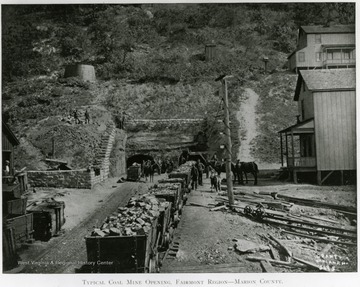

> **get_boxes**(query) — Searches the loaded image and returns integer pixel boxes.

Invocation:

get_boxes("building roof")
[278,118,314,134]
[294,68,356,101]
[301,24,355,34]
[2,121,20,146]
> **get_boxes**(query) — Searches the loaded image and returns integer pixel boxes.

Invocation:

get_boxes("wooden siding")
[314,91,356,171]
[2,134,14,152]
[290,32,355,71]
[297,84,314,121]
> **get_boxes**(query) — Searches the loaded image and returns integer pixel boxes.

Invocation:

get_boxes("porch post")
[285,133,289,167]
[317,171,322,185]
[291,132,297,183]
[291,132,295,163]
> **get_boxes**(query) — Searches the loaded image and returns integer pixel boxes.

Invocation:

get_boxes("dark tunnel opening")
[127,154,154,168]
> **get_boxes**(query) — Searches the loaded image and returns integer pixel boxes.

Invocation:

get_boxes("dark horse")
[210,160,259,185]
[236,162,259,185]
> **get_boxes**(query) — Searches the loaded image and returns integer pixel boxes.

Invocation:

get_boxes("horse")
[209,160,236,178]
[152,162,161,175]
[236,162,259,185]
[144,161,155,182]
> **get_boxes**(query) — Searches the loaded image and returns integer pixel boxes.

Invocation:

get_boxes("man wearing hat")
[4,160,10,176]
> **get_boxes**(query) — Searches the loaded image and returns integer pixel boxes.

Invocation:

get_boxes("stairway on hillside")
[93,122,116,180]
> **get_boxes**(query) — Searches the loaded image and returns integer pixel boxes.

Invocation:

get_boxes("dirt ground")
[161,176,357,273]
[7,173,357,274]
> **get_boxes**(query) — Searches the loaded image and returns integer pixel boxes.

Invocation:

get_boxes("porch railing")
[323,58,355,66]
[287,157,316,167]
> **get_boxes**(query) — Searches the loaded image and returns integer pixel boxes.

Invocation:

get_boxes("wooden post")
[291,132,296,183]
[317,171,322,186]
[52,137,55,159]
[291,132,295,164]
[222,77,234,206]
[340,170,344,185]
[280,133,283,166]
[285,133,289,167]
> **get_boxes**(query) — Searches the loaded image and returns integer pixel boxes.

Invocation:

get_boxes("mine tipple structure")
[288,25,355,73]
[278,68,356,185]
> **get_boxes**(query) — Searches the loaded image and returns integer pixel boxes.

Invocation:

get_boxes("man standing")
[73,109,79,124]
[85,108,90,124]
[191,163,199,190]
[195,159,205,186]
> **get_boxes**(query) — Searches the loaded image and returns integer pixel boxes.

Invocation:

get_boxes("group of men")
[190,159,205,190]
[190,158,222,192]
[72,108,90,124]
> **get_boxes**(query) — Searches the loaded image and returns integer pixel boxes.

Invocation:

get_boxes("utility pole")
[216,75,235,206]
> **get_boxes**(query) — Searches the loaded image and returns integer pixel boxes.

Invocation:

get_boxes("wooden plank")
[321,170,335,185]
[269,214,357,234]
[268,234,292,258]
[276,194,356,213]
[281,230,357,246]
[210,205,227,211]
[293,256,324,271]
[246,256,301,268]
[260,260,276,273]
[188,202,209,208]
[262,218,357,240]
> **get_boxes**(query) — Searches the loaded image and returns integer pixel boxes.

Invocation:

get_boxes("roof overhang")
[2,121,20,146]
[278,118,314,135]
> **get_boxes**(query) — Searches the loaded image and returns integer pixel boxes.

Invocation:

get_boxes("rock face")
[126,118,205,153]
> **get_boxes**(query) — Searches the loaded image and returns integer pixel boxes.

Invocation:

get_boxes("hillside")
[1,3,354,170]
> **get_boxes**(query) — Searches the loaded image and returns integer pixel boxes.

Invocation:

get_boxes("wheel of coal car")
[178,203,183,215]
[169,226,174,241]
[163,232,170,249]
[173,212,180,228]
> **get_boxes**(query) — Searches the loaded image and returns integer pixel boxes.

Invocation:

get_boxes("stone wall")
[28,169,91,189]
[28,168,109,189]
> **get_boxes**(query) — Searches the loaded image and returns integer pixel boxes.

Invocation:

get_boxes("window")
[316,52,322,62]
[343,50,351,59]
[327,52,333,60]
[315,34,321,44]
[298,52,305,62]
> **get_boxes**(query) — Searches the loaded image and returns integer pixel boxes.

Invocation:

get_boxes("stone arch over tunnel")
[127,154,154,168]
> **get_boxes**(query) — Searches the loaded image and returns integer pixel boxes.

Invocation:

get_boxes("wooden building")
[288,25,355,73]
[278,68,356,185]
[2,121,20,176]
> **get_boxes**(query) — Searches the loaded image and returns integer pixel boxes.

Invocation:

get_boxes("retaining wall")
[27,169,99,189]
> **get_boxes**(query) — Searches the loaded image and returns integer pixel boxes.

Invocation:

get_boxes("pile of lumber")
[277,194,356,216]
[90,194,169,237]
[216,194,356,246]
[217,188,292,212]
